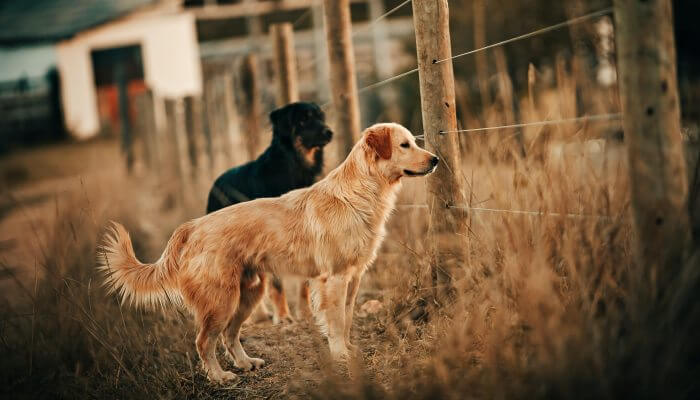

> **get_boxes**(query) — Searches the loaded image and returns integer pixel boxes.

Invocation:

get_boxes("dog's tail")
[97,221,189,309]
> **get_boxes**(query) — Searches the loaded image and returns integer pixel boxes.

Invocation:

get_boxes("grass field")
[1,67,699,399]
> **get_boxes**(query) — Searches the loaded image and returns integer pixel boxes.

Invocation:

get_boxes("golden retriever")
[98,122,438,383]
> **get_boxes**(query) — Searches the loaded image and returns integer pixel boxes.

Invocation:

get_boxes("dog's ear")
[269,106,289,127]
[365,126,392,160]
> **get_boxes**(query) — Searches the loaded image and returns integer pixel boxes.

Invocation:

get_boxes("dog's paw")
[236,357,265,371]
[330,345,350,362]
[249,311,274,324]
[298,306,314,321]
[345,341,360,355]
[272,314,295,325]
[208,370,238,384]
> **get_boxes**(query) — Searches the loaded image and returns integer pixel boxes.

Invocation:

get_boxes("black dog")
[205,102,332,323]
[206,102,332,213]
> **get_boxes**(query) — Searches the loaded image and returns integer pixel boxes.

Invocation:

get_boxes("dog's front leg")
[344,271,363,351]
[322,274,350,360]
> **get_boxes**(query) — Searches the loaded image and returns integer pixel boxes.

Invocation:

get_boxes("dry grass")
[1,56,699,399]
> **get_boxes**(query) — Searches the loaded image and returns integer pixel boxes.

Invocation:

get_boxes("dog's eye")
[400,142,410,148]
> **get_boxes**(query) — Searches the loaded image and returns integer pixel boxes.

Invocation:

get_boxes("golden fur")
[98,123,438,383]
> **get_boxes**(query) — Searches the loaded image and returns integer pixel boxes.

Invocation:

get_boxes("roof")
[0,0,157,45]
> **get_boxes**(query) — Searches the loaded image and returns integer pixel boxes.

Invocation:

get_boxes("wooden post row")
[323,0,362,159]
[613,0,691,273]
[412,0,469,301]
[271,23,299,105]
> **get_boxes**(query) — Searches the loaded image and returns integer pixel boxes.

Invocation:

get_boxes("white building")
[0,0,202,139]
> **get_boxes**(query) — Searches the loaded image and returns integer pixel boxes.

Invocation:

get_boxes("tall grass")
[1,53,699,399]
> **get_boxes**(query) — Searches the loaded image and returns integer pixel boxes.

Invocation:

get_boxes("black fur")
[206,102,332,213]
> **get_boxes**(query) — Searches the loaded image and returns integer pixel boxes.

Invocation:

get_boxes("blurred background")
[1,1,699,398]
[0,0,697,154]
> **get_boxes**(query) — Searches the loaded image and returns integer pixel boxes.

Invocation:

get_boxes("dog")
[98,123,438,383]
[207,102,332,323]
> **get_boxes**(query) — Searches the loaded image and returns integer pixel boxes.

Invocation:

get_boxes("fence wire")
[317,4,620,223]
[414,113,622,139]
[354,0,412,37]
[396,204,613,220]
[433,7,614,65]
[350,6,614,98]
[298,0,413,75]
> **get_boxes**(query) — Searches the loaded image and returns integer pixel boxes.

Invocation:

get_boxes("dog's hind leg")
[222,273,266,371]
[242,270,273,324]
[190,278,239,384]
[298,279,314,320]
[195,304,238,383]
[269,275,294,324]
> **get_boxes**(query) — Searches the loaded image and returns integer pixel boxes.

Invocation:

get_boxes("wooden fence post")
[368,0,393,81]
[412,0,469,302]
[472,0,491,111]
[614,0,691,274]
[202,77,219,170]
[222,72,244,165]
[368,0,400,124]
[115,65,134,173]
[240,55,262,160]
[200,84,215,176]
[165,97,191,205]
[312,0,330,104]
[271,23,299,106]
[323,0,362,159]
[133,89,158,172]
[184,95,205,177]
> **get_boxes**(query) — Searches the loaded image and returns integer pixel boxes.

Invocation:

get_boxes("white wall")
[56,11,202,139]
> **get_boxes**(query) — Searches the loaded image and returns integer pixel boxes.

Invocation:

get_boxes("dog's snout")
[324,128,333,139]
[430,156,440,167]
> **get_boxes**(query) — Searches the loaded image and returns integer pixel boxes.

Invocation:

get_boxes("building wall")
[56,11,201,139]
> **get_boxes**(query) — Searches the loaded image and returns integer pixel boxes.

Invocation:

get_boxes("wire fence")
[316,1,621,221]
[396,204,615,221]
[297,0,414,77]
[414,114,623,139]
[433,7,614,65]
[350,5,615,100]
[214,1,622,222]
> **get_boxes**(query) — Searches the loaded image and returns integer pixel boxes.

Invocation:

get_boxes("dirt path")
[182,308,388,399]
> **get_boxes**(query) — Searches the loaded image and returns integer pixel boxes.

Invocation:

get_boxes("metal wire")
[292,8,312,28]
[357,67,419,94]
[396,204,612,220]
[413,113,622,139]
[449,205,612,220]
[433,7,614,65]
[348,8,614,99]
[353,0,412,38]
[322,66,418,108]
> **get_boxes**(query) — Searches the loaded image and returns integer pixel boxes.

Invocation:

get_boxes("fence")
[0,74,64,152]
[127,0,691,298]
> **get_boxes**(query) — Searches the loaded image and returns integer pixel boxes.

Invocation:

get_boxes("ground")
[3,135,698,399]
